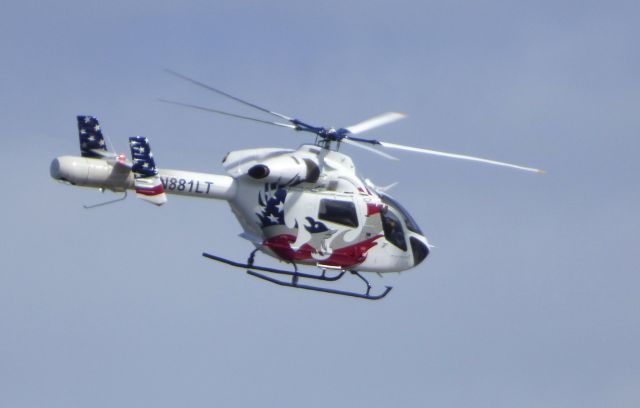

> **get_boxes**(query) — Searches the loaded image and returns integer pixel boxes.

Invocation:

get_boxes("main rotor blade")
[159,99,297,130]
[342,137,398,160]
[379,141,544,173]
[164,69,294,122]
[344,112,407,135]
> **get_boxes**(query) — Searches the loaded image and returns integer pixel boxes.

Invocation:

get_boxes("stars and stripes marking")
[257,183,287,227]
[129,136,158,178]
[77,115,108,158]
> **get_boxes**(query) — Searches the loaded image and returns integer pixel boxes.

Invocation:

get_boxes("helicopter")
[50,71,543,300]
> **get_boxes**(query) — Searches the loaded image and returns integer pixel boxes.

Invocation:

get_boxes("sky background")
[1,0,639,407]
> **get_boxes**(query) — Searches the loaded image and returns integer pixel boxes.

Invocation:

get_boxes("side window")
[319,199,359,227]
[381,210,407,251]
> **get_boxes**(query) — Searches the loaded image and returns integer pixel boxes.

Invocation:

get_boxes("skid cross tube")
[202,252,392,300]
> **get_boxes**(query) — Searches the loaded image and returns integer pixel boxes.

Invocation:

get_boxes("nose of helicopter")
[410,237,429,266]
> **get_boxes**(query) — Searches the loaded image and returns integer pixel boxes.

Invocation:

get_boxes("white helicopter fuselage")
[51,144,430,273]
[224,144,429,272]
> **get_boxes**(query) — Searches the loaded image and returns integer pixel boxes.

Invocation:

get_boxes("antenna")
[83,190,128,209]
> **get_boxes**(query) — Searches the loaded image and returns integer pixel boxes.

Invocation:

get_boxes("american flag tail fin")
[129,136,167,206]
[77,116,114,158]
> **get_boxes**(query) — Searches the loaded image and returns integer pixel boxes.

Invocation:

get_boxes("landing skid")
[202,252,392,300]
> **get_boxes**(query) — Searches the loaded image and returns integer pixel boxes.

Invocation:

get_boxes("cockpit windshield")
[380,194,423,234]
[381,209,407,251]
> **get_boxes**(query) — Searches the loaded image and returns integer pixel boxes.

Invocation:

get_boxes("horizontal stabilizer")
[129,136,167,206]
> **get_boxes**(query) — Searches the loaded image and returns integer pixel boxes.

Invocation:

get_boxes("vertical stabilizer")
[129,136,167,206]
[77,116,112,158]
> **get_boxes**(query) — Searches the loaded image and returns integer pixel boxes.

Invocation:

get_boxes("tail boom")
[50,156,236,201]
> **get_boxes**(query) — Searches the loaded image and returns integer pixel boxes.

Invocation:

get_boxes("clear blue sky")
[1,1,639,407]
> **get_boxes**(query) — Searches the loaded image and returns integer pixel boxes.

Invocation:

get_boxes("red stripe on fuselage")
[264,234,382,268]
[367,203,384,216]
[135,184,165,196]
